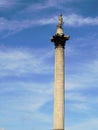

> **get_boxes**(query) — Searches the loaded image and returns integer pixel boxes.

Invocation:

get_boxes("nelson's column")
[51,14,70,130]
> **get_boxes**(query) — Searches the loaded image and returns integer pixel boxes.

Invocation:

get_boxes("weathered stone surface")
[54,46,65,129]
[51,14,69,130]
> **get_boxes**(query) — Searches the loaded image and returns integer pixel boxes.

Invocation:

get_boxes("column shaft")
[54,45,65,130]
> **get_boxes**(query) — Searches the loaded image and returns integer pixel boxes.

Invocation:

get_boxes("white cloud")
[0,48,53,77]
[66,118,98,130]
[1,14,98,36]
[65,34,98,114]
[34,111,52,124]
[0,16,55,37]
[0,0,18,8]
[64,14,98,26]
[0,17,38,34]
[27,0,65,11]
[66,58,98,91]
[0,47,54,124]
[40,14,98,26]
[69,102,90,112]
[66,92,87,102]
[65,91,92,113]
[0,81,53,126]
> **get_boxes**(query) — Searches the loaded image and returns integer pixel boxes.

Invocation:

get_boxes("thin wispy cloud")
[65,33,98,118]
[65,87,97,113]
[27,0,65,11]
[65,33,98,92]
[41,14,98,26]
[66,118,98,130]
[66,92,87,103]
[0,0,18,8]
[0,81,53,110]
[66,59,98,90]
[0,0,98,130]
[64,14,98,26]
[0,48,53,77]
[1,14,98,37]
[0,80,53,124]
[65,92,90,112]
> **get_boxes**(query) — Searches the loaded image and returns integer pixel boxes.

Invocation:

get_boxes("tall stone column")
[51,14,69,130]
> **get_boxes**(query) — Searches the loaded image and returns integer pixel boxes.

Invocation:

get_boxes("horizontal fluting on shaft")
[54,45,65,130]
[51,14,70,130]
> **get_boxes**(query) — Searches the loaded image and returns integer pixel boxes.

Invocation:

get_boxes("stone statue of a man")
[58,14,64,28]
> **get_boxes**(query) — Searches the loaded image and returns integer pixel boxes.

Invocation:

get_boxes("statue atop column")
[51,14,70,48]
[56,14,64,35]
[58,14,64,28]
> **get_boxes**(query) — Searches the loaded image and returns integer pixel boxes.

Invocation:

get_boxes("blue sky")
[0,0,98,130]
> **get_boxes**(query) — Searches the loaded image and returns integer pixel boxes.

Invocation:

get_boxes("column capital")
[51,34,70,48]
